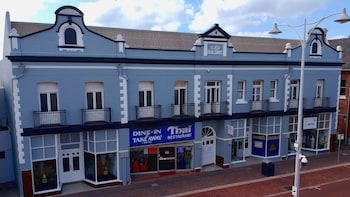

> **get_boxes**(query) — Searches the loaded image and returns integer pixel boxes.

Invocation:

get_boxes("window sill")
[235,100,248,104]
[269,98,279,103]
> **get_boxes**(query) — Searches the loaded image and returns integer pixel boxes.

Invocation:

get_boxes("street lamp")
[269,8,350,197]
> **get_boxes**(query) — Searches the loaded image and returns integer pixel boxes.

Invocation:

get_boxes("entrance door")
[60,149,83,183]
[202,126,216,165]
[158,147,175,171]
[59,133,83,184]
[244,120,252,157]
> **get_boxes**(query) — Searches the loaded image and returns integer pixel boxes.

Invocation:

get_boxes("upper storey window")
[309,39,322,57]
[58,22,84,51]
[64,28,77,44]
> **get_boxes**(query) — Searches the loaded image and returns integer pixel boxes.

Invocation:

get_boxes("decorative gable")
[199,24,233,57]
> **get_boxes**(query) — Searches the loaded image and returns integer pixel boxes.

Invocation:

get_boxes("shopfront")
[30,130,120,195]
[129,123,195,173]
[251,117,281,158]
[302,113,331,153]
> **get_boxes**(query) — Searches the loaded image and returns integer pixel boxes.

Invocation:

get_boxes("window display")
[33,160,58,192]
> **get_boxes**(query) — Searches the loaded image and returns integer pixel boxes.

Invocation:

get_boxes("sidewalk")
[61,145,350,197]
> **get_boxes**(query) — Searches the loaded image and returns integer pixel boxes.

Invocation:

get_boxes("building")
[0,6,344,196]
[330,38,350,144]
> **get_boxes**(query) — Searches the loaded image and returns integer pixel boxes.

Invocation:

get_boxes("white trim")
[119,77,128,124]
[227,75,232,115]
[194,75,201,117]
[13,79,25,164]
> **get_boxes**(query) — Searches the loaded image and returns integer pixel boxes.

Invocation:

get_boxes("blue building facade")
[0,6,344,196]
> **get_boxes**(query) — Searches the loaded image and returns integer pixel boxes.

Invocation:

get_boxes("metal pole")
[292,19,307,197]
[337,138,341,163]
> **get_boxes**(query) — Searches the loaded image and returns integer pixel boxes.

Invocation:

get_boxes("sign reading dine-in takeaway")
[130,124,195,147]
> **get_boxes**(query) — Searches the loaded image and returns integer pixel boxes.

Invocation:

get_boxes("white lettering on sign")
[167,125,192,140]
[207,45,223,55]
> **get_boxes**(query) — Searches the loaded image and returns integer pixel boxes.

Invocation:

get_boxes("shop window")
[31,134,58,193]
[177,146,192,169]
[33,160,58,192]
[130,147,158,173]
[288,115,298,154]
[83,130,118,183]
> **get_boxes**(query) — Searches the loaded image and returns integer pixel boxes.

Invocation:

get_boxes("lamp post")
[269,8,350,197]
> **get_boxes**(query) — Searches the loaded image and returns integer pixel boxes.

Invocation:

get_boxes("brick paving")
[58,145,350,197]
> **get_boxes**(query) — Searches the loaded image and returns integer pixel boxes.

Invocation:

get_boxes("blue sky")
[1,0,350,58]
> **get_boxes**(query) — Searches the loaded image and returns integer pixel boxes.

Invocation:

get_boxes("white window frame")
[38,83,59,112]
[204,81,221,104]
[58,22,84,51]
[138,82,154,107]
[290,80,300,99]
[340,79,346,99]
[174,81,187,105]
[236,80,247,104]
[315,79,324,98]
[269,80,279,102]
[85,82,104,110]
[252,80,263,101]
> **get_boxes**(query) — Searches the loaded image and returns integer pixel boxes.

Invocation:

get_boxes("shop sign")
[130,124,195,147]
[303,117,317,130]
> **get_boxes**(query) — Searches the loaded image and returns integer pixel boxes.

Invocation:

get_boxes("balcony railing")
[288,98,306,109]
[171,103,195,117]
[136,105,161,120]
[200,101,228,115]
[81,108,111,125]
[250,100,269,112]
[314,97,330,108]
[33,110,66,128]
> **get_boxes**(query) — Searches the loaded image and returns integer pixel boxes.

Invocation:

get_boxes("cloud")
[79,0,194,31]
[189,0,334,34]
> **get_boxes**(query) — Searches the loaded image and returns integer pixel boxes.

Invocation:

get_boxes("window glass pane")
[139,91,144,107]
[40,94,48,112]
[44,135,55,146]
[32,149,43,160]
[60,133,70,144]
[65,28,77,44]
[32,160,58,192]
[50,93,58,111]
[71,133,80,142]
[96,142,106,153]
[84,152,96,181]
[174,89,179,105]
[89,131,94,141]
[97,153,117,182]
[73,156,80,171]
[146,91,152,106]
[89,142,95,152]
[107,141,116,151]
[63,157,70,172]
[96,92,102,109]
[87,93,93,109]
[45,147,56,158]
[95,131,106,141]
[31,136,43,148]
[107,130,116,140]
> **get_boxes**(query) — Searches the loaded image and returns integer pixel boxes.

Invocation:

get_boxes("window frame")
[236,80,246,104]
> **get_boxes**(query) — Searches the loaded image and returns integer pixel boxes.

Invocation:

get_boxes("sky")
[1,0,350,59]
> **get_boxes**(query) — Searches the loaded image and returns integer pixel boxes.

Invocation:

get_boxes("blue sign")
[130,124,195,147]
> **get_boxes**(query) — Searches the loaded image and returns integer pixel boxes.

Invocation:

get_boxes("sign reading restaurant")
[130,124,195,147]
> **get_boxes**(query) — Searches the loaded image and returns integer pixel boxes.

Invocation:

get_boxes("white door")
[202,127,216,166]
[245,123,252,157]
[59,133,83,184]
[60,149,83,183]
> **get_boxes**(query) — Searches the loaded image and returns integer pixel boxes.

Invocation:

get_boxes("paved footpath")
[62,146,350,197]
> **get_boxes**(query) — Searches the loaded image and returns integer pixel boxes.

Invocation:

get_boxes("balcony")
[136,105,161,120]
[250,100,269,111]
[314,97,330,108]
[288,98,306,109]
[200,102,228,115]
[33,110,66,128]
[82,108,111,125]
[171,103,195,117]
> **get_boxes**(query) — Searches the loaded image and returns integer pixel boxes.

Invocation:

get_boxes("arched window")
[64,28,77,44]
[312,42,318,54]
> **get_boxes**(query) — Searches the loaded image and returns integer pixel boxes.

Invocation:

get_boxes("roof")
[329,38,350,69]
[10,21,300,53]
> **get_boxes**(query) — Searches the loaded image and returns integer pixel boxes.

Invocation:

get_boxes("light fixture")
[334,8,350,23]
[268,23,282,35]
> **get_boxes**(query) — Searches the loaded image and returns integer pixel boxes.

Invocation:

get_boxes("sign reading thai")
[130,124,195,147]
